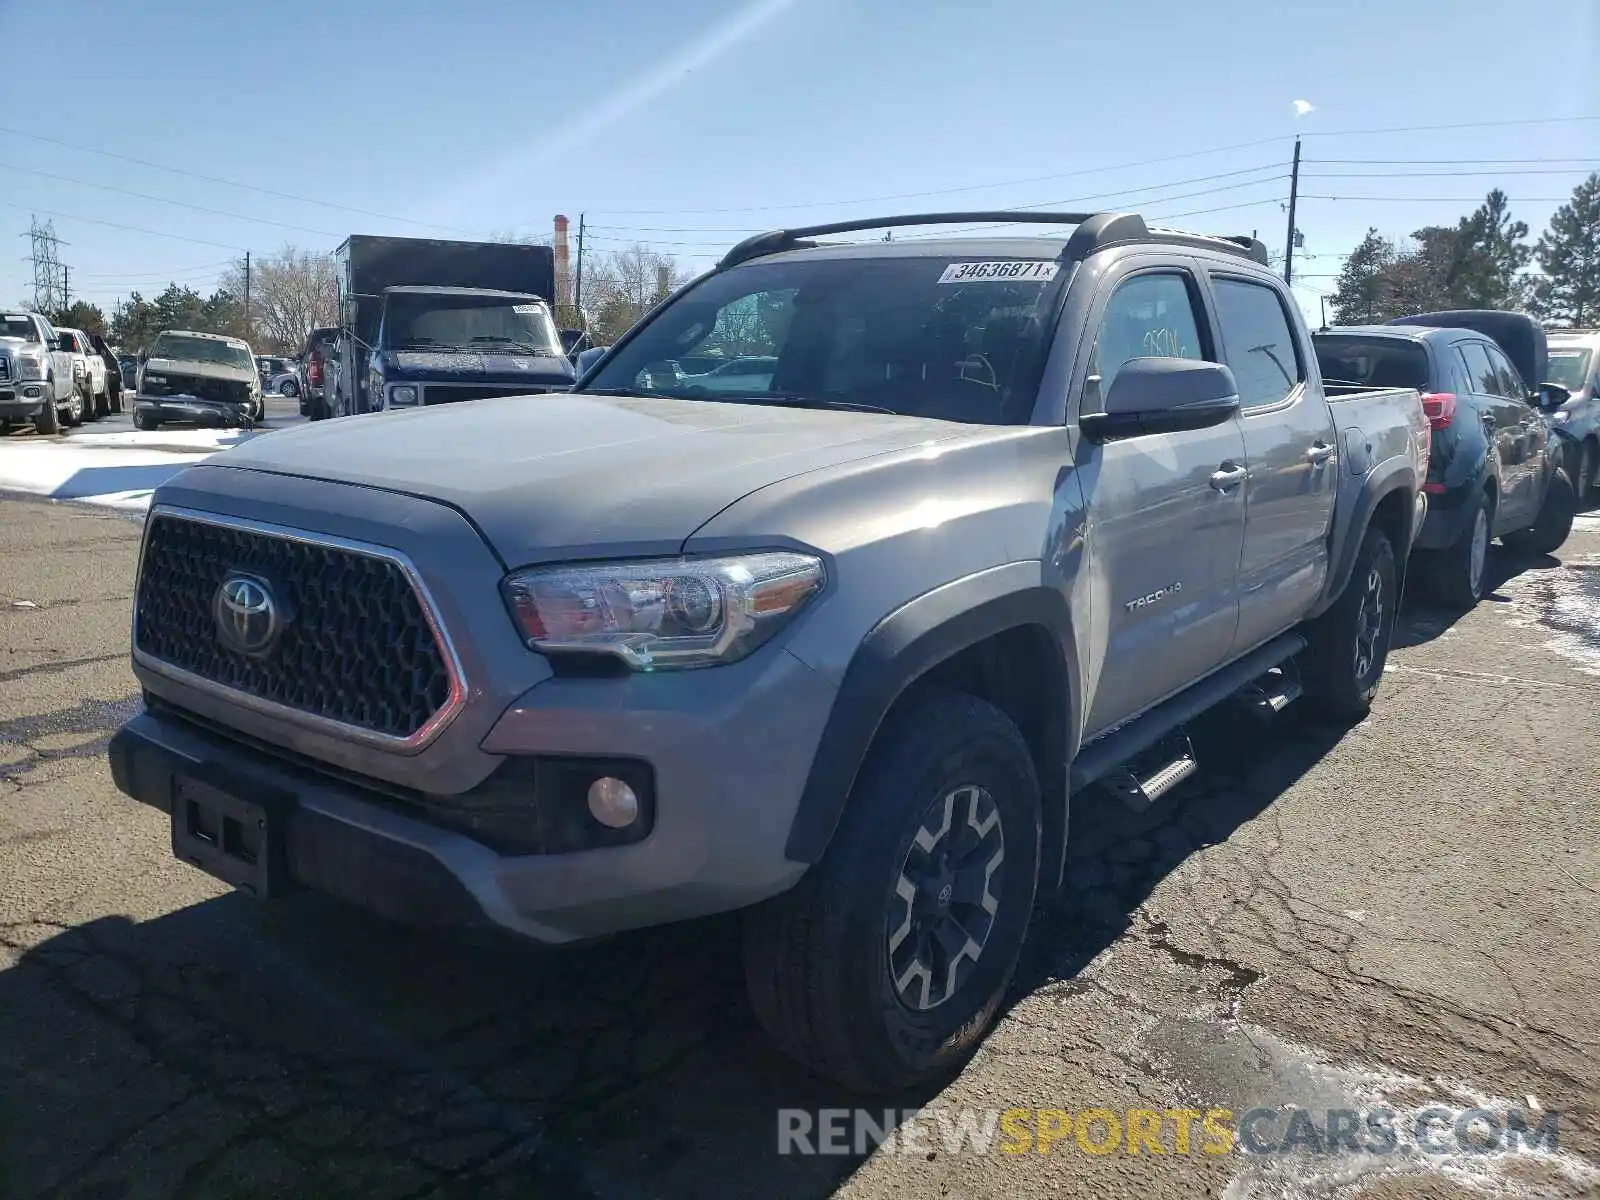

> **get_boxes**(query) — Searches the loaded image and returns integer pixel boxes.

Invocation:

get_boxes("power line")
[1302,114,1600,138]
[1310,157,1600,165]
[74,260,234,280]
[1300,194,1573,203]
[0,162,343,238]
[0,125,477,236]
[0,200,245,250]
[1304,168,1600,179]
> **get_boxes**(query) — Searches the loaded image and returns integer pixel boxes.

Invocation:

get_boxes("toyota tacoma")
[110,210,1429,1092]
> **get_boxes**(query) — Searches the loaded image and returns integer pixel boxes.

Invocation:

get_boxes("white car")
[682,355,779,394]
[0,310,78,433]
[56,327,109,420]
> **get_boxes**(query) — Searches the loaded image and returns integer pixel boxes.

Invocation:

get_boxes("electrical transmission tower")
[22,217,69,312]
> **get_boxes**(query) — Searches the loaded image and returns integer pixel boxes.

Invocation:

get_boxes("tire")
[1575,440,1597,502]
[62,384,85,427]
[34,395,60,435]
[93,381,110,419]
[1416,488,1493,609]
[133,408,158,432]
[1503,468,1576,558]
[1302,524,1398,722]
[742,688,1041,1093]
[279,379,299,397]
[108,385,124,414]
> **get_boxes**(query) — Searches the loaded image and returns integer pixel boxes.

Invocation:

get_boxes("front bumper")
[0,381,50,419]
[112,634,830,943]
[135,393,254,427]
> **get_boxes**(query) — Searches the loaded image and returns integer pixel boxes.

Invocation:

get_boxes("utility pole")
[1283,136,1301,286]
[244,250,252,338]
[1319,294,1328,329]
[573,213,585,312]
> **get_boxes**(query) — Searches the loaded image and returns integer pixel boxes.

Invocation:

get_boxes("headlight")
[502,552,825,670]
[389,384,418,406]
[13,351,44,379]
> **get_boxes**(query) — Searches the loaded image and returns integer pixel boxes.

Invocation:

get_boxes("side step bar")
[1103,733,1199,812]
[1071,631,1307,792]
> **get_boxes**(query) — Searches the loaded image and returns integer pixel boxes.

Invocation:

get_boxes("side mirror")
[1537,382,1571,409]
[575,346,609,378]
[340,298,359,326]
[1080,357,1241,443]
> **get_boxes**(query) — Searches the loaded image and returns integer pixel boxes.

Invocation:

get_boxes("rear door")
[1203,270,1337,655]
[1074,258,1248,738]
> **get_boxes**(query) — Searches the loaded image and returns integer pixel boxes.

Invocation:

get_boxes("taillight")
[308,351,323,385]
[1420,392,1456,430]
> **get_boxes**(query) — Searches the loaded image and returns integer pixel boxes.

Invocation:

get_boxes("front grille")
[143,373,250,404]
[0,358,11,382]
[134,514,455,741]
[421,384,562,406]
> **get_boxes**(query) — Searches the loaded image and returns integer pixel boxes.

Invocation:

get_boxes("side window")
[1089,272,1204,404]
[1211,277,1304,409]
[1458,342,1497,395]
[1483,344,1526,399]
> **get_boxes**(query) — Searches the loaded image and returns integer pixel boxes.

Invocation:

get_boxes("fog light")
[587,776,639,828]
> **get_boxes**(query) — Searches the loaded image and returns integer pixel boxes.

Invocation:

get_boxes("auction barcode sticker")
[938,260,1059,284]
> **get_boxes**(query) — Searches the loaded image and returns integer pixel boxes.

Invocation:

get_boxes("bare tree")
[579,243,689,343]
[221,245,339,352]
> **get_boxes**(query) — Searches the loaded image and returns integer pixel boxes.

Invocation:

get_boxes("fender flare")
[784,561,1080,866]
[1313,461,1417,618]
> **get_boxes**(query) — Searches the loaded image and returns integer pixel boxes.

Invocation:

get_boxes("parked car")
[0,309,78,433]
[298,326,340,419]
[267,363,300,397]
[56,327,109,420]
[1314,312,1576,607]
[1543,329,1600,499]
[680,355,779,393]
[133,329,264,431]
[110,209,1428,1094]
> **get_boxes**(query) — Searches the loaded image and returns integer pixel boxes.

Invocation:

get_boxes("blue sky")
[0,0,1595,324]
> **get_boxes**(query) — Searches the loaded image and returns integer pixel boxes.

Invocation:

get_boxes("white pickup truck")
[0,310,80,433]
[57,327,109,421]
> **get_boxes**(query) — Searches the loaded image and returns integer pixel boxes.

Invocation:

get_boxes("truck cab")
[365,286,575,412]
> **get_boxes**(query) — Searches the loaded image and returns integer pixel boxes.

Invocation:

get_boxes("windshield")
[0,315,39,342]
[579,255,1070,424]
[150,333,254,369]
[1546,347,1593,392]
[1313,336,1431,390]
[382,293,562,354]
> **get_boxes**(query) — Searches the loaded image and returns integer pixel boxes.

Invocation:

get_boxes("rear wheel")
[133,408,158,432]
[62,385,85,427]
[1417,489,1492,609]
[1302,525,1397,721]
[1504,468,1576,557]
[743,688,1041,1093]
[1574,440,1597,503]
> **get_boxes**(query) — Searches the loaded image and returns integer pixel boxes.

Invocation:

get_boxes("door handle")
[1209,463,1248,491]
[1306,442,1335,465]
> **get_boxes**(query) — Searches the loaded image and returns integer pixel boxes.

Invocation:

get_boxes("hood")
[146,356,258,385]
[0,336,40,354]
[381,348,573,385]
[209,392,967,566]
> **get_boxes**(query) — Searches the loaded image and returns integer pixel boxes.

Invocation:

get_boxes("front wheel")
[1571,440,1597,503]
[62,385,85,427]
[279,379,299,397]
[133,408,158,431]
[743,688,1041,1093]
[1302,525,1398,721]
[33,395,60,435]
[1504,468,1576,558]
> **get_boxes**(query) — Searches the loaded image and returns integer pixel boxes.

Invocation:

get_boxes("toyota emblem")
[213,573,283,657]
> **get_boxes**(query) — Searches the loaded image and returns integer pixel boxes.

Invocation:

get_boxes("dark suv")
[1314,314,1576,607]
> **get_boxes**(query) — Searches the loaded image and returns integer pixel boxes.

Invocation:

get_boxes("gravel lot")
[1,487,1597,1200]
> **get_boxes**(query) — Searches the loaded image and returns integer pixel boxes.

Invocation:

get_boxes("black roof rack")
[716,211,1271,271]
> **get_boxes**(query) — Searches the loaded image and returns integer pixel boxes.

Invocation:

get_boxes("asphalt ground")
[1,487,1597,1200]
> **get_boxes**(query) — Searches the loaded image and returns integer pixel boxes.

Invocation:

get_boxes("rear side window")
[1088,272,1205,403]
[1457,342,1499,395]
[1211,278,1304,409]
[1313,336,1430,391]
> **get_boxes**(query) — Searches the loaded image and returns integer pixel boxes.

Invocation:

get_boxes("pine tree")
[1451,189,1531,309]
[1532,172,1600,326]
[1329,228,1396,323]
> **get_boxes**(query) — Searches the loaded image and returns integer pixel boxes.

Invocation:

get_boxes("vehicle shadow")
[1393,548,1564,650]
[43,463,205,503]
[0,702,1348,1200]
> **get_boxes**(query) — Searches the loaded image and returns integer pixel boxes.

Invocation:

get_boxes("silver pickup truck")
[110,210,1428,1093]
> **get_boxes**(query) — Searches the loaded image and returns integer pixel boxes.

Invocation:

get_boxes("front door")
[1458,340,1536,529]
[1483,339,1549,522]
[1073,263,1248,740]
[1205,272,1339,654]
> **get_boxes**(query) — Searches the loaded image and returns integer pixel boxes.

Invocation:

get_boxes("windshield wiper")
[470,337,553,354]
[717,393,899,415]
